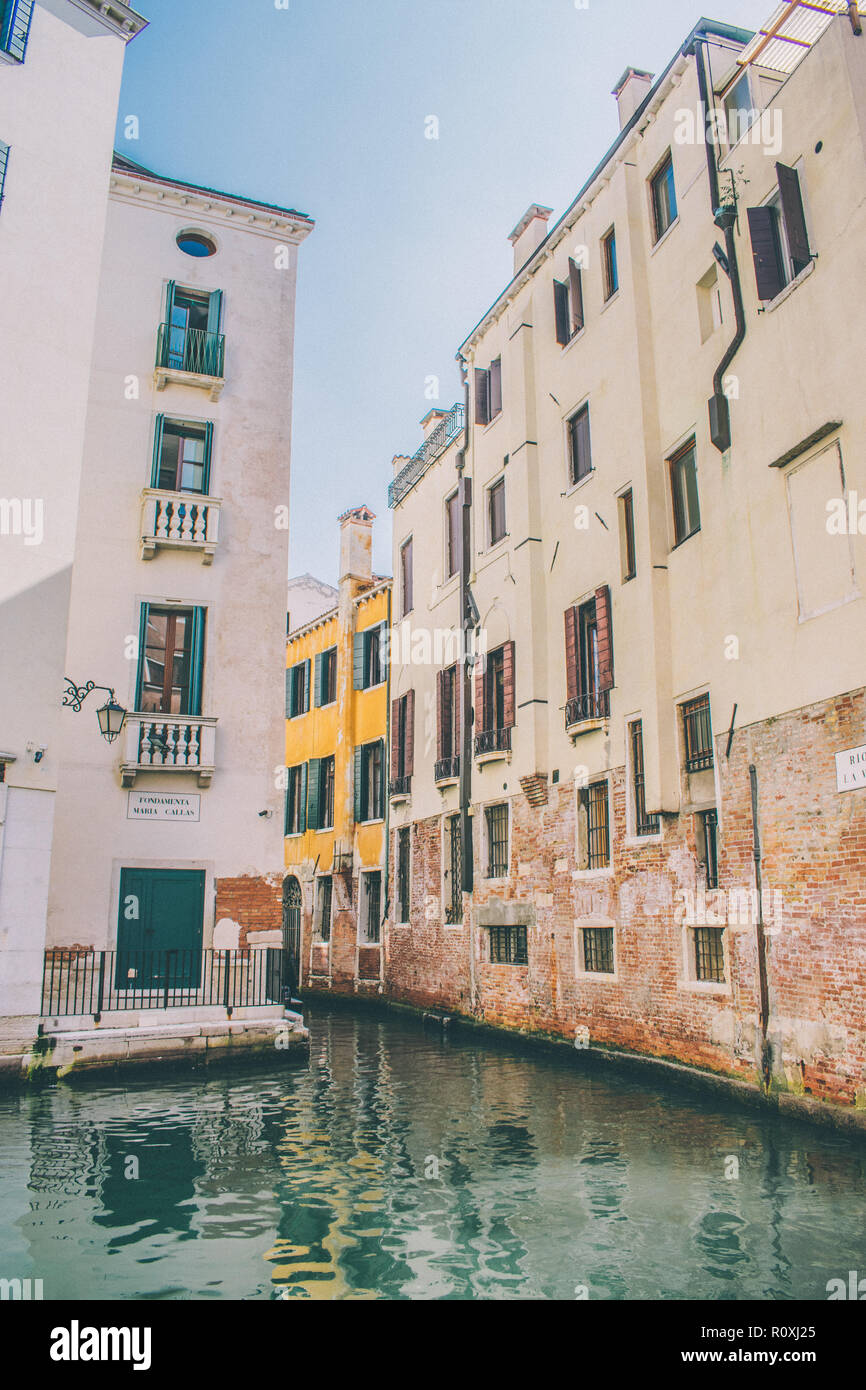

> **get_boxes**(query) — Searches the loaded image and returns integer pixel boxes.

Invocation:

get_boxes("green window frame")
[0,141,9,209]
[134,603,205,716]
[1,1,34,62]
[151,415,214,494]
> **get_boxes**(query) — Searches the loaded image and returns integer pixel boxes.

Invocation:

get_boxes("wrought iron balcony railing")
[565,689,610,728]
[389,775,412,797]
[388,403,465,508]
[42,947,294,1018]
[120,714,217,788]
[434,755,460,783]
[155,323,225,392]
[474,727,511,757]
[1,0,34,63]
[140,489,222,564]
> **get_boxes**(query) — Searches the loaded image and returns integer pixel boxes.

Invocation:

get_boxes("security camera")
[258,809,273,819]
[34,748,45,763]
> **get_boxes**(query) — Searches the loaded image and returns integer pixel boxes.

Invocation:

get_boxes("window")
[618,489,636,581]
[354,624,386,690]
[176,230,217,258]
[397,827,411,923]
[286,659,310,718]
[436,664,460,780]
[445,814,462,924]
[630,719,660,837]
[136,605,205,715]
[307,755,335,831]
[400,537,414,616]
[285,764,307,835]
[475,642,514,756]
[159,282,224,377]
[0,0,33,62]
[315,876,333,942]
[697,265,724,343]
[698,809,719,891]
[650,153,678,242]
[554,257,585,345]
[582,926,614,974]
[152,416,212,495]
[0,140,9,210]
[446,491,460,578]
[390,690,414,794]
[315,647,337,707]
[602,228,618,300]
[747,163,812,302]
[568,403,592,485]
[485,803,509,879]
[474,358,502,427]
[355,740,384,822]
[722,72,755,148]
[564,588,612,725]
[694,926,725,984]
[360,870,382,944]
[681,694,714,772]
[669,440,700,545]
[489,925,528,965]
[488,477,506,545]
[578,782,610,870]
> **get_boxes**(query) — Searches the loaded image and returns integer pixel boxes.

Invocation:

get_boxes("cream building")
[0,0,313,1073]
[384,5,866,1118]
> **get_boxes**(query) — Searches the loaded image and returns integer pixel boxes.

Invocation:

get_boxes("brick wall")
[377,690,866,1110]
[215,875,282,947]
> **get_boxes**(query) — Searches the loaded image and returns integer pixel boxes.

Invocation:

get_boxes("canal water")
[0,1005,864,1300]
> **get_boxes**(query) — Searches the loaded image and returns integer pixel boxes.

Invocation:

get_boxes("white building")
[0,0,313,1074]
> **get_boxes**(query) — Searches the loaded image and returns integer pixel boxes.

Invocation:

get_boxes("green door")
[116,868,205,992]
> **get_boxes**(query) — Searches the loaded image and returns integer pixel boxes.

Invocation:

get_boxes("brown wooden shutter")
[747,206,784,302]
[474,368,489,426]
[391,697,400,775]
[564,606,580,700]
[489,358,502,417]
[569,258,584,333]
[594,585,614,692]
[474,661,486,734]
[502,640,515,728]
[436,670,445,761]
[404,689,414,776]
[554,280,570,345]
[776,162,810,269]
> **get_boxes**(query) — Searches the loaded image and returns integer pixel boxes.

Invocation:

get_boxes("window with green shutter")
[135,604,205,715]
[285,763,307,835]
[0,141,9,210]
[151,415,213,494]
[315,648,337,706]
[306,757,321,830]
[287,659,310,717]
[1,1,34,63]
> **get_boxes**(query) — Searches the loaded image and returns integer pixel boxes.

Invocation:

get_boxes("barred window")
[579,782,610,869]
[315,877,332,943]
[485,803,509,878]
[397,827,410,923]
[699,808,719,890]
[694,926,725,983]
[682,694,714,772]
[630,720,660,836]
[445,814,462,924]
[582,926,614,974]
[489,925,528,965]
[361,871,382,944]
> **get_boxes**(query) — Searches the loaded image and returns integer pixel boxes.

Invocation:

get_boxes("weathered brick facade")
[215,876,282,948]
[309,689,866,1113]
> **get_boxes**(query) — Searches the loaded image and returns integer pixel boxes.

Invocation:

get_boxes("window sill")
[572,867,614,881]
[624,831,663,847]
[315,700,338,710]
[670,527,701,553]
[154,365,225,401]
[485,533,510,555]
[563,469,595,499]
[649,216,679,256]
[600,289,620,314]
[560,325,587,358]
[357,817,385,827]
[481,412,503,435]
[575,969,618,982]
[567,717,607,740]
[435,777,460,790]
[475,750,512,768]
[484,874,511,886]
[389,792,410,806]
[358,680,387,693]
[678,978,732,998]
[762,258,815,313]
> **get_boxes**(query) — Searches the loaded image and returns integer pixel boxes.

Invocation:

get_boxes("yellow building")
[285,507,391,993]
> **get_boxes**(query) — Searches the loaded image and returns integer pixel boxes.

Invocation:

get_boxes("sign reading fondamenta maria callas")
[127,791,201,821]
[835,744,866,793]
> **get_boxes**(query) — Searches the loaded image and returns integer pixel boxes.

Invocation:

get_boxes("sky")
[116,0,772,584]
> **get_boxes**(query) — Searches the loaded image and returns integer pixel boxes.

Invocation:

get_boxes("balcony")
[154,323,225,400]
[389,774,412,802]
[565,689,610,737]
[140,489,222,565]
[434,755,460,787]
[474,727,511,764]
[120,714,217,788]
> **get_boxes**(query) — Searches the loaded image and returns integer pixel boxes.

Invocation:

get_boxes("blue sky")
[117,0,771,583]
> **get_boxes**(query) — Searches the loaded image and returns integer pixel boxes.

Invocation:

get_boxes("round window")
[176,230,217,258]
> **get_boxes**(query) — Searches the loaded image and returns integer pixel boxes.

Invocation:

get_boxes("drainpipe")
[749,764,772,1091]
[455,352,474,898]
[690,33,747,453]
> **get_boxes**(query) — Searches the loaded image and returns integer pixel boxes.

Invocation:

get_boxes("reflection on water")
[0,1006,864,1300]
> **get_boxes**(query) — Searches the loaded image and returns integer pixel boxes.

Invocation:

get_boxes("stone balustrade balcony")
[120,714,217,788]
[139,489,222,564]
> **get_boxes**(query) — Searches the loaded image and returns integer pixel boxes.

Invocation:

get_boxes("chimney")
[613,67,654,130]
[508,204,553,275]
[338,505,375,595]
[420,408,447,438]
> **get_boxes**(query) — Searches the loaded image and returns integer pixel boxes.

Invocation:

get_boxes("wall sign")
[835,744,866,793]
[127,791,201,821]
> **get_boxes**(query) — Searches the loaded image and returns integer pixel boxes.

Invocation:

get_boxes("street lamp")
[63,678,127,744]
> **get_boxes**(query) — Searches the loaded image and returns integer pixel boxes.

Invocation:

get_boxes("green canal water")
[0,1006,864,1300]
